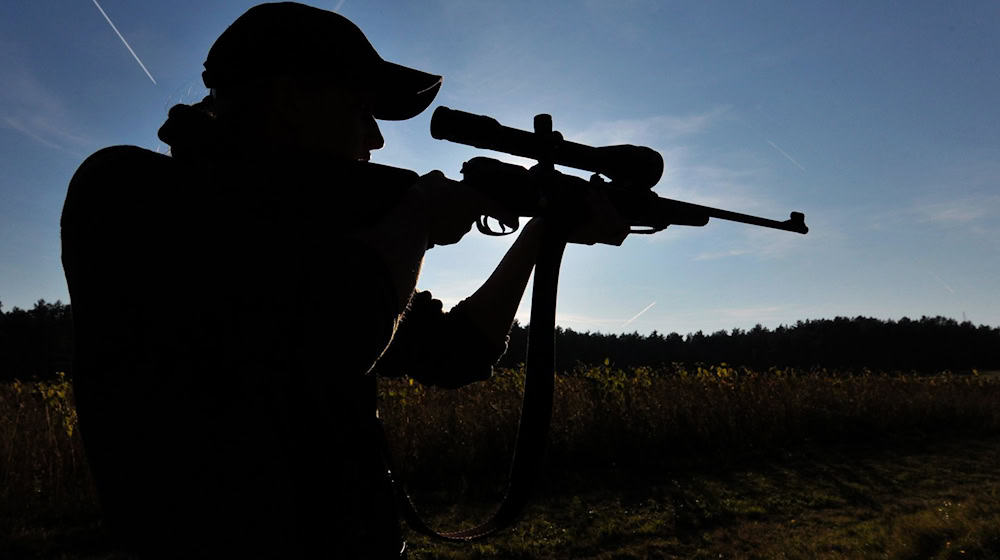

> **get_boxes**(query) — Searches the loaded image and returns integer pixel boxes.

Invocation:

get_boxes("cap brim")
[370,61,443,121]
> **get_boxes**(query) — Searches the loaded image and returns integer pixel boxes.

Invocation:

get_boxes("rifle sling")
[379,234,567,541]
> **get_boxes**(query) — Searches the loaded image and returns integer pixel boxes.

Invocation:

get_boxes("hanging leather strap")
[379,232,567,541]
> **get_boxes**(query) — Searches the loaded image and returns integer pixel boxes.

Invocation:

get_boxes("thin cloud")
[689,213,822,261]
[913,197,996,225]
[738,224,814,260]
[0,68,94,155]
[766,140,806,172]
[695,248,752,261]
[91,0,157,85]
[879,194,1000,239]
[873,161,1000,233]
[637,158,786,247]
[656,159,770,215]
[713,305,788,321]
[4,117,65,152]
[572,106,730,147]
[2,116,86,158]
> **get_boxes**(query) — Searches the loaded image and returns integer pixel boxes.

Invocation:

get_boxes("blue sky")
[2,1,998,335]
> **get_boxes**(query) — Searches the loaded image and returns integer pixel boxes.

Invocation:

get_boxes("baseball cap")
[202,2,442,121]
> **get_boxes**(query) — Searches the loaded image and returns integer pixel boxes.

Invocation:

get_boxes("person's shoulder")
[72,145,175,186]
[63,146,185,231]
[67,146,184,208]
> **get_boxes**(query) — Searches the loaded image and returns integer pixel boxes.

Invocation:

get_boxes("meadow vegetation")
[380,363,1000,480]
[3,364,1000,558]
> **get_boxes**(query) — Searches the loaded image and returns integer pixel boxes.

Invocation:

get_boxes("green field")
[3,366,1000,558]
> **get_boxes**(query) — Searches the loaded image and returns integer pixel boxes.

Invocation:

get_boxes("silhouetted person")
[61,3,626,558]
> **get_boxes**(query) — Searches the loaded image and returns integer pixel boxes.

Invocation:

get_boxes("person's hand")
[564,187,630,246]
[411,170,479,246]
[413,170,514,247]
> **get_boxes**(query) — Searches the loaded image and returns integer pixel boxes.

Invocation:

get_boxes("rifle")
[430,106,808,236]
[386,107,808,542]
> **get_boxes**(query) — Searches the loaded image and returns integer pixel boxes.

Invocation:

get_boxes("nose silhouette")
[367,115,384,151]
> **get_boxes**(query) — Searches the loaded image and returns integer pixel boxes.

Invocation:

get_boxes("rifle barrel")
[666,197,809,234]
[709,207,808,234]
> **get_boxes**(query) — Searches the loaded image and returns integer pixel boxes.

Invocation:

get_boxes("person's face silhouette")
[281,80,384,161]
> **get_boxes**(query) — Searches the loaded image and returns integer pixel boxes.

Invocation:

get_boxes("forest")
[501,316,1000,373]
[2,298,998,382]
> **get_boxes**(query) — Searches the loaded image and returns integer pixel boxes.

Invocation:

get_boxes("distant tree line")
[0,300,74,382]
[498,316,1000,374]
[2,299,998,382]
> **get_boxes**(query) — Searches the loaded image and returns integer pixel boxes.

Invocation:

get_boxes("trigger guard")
[477,215,519,236]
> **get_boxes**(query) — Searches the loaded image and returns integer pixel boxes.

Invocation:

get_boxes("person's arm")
[453,217,545,343]
[348,170,500,315]
[369,178,629,387]
[347,187,430,315]
[453,186,630,345]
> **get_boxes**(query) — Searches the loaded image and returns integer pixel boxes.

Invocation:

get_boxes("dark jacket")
[61,102,504,558]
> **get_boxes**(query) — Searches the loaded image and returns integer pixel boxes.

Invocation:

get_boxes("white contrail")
[621,301,656,328]
[333,0,346,12]
[927,271,956,294]
[91,0,157,85]
[767,140,806,172]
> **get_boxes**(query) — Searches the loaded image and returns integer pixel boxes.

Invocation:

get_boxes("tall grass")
[3,365,999,522]
[378,364,1000,482]
[0,373,95,523]
[4,365,1000,558]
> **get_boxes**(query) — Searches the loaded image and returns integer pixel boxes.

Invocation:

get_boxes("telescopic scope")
[431,106,664,190]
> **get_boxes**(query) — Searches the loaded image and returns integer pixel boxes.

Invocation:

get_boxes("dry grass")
[379,364,1000,481]
[0,374,94,515]
[3,365,1000,558]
